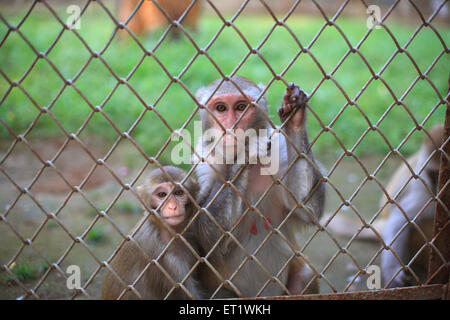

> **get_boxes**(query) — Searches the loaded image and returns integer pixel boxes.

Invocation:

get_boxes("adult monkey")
[193,76,325,297]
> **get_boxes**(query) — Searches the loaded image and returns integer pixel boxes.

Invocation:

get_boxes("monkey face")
[206,93,256,147]
[151,182,189,227]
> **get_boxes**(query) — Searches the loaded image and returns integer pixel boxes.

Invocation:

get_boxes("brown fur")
[380,124,444,287]
[102,166,202,299]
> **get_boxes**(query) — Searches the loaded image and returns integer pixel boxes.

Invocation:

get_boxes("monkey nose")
[166,203,177,211]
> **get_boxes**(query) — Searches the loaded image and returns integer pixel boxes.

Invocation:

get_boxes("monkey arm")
[276,84,325,224]
[194,163,239,259]
[282,127,325,224]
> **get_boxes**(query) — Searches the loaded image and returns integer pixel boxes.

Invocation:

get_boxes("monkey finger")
[298,90,308,106]
[278,107,288,122]
[283,104,293,115]
[284,84,295,103]
[279,104,295,123]
[283,93,291,106]
[289,86,300,103]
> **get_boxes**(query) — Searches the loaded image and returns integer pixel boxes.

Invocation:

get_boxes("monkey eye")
[236,103,247,111]
[215,104,227,112]
[157,192,167,198]
[174,190,184,196]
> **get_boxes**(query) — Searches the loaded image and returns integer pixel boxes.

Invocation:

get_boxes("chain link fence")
[0,0,448,299]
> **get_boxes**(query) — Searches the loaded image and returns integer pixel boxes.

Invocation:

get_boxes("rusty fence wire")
[0,0,449,300]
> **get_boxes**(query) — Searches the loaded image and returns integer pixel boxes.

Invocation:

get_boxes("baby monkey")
[102,166,202,299]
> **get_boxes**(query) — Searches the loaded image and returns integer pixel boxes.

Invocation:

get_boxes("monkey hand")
[278,83,308,129]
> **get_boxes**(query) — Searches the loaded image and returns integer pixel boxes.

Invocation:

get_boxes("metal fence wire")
[0,0,449,300]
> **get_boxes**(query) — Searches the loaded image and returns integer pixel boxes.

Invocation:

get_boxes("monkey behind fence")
[192,76,325,297]
[102,166,202,299]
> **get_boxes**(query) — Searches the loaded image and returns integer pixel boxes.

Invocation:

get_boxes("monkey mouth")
[162,213,184,219]
[163,214,184,219]
[162,214,185,225]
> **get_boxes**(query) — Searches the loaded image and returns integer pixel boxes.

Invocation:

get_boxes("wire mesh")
[0,0,448,299]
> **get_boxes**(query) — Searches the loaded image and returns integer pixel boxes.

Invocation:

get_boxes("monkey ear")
[137,185,143,197]
[189,179,200,201]
[137,186,149,209]
[195,86,209,105]
[255,83,268,109]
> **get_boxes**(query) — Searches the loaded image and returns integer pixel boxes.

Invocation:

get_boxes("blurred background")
[0,0,448,299]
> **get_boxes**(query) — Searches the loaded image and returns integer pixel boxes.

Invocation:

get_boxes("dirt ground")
[0,136,401,299]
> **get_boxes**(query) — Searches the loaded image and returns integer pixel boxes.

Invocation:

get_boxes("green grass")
[114,200,141,214]
[3,261,49,284]
[86,226,107,244]
[0,5,448,160]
